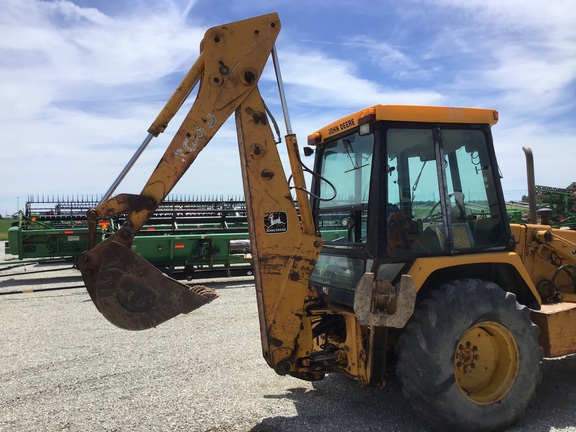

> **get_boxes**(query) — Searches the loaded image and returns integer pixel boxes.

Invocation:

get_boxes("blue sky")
[1,0,575,216]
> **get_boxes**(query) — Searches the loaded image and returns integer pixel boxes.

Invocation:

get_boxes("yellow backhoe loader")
[77,13,576,432]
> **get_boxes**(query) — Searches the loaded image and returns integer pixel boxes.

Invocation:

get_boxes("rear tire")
[396,279,542,432]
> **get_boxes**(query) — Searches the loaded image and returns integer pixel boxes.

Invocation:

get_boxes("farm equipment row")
[534,184,576,229]
[4,194,254,279]
[507,184,576,229]
[7,182,574,279]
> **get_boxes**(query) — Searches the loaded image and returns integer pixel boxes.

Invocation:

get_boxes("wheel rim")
[454,321,519,404]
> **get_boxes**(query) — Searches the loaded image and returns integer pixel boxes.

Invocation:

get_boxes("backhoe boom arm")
[78,13,323,376]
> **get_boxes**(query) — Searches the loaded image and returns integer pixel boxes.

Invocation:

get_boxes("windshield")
[311,130,374,294]
[319,132,374,208]
[314,131,374,244]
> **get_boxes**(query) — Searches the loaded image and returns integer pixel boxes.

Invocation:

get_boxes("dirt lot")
[1,248,576,431]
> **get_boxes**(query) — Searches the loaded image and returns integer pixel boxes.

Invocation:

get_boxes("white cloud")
[433,0,576,31]
[0,0,207,213]
[268,48,444,109]
[0,0,205,118]
[417,0,576,111]
[484,47,576,115]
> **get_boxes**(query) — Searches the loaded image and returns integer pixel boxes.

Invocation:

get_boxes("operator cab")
[307,105,511,306]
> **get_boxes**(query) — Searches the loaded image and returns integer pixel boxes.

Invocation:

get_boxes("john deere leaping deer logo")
[265,211,288,233]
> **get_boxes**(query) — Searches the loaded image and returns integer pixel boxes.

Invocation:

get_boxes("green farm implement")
[5,195,253,279]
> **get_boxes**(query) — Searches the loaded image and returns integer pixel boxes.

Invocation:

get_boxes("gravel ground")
[1,243,576,431]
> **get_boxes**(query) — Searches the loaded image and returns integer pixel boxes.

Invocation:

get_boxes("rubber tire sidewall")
[396,278,542,432]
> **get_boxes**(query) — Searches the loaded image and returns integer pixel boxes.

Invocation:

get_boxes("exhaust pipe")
[522,147,537,223]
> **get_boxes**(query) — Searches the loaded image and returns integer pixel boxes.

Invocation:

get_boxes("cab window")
[316,131,374,244]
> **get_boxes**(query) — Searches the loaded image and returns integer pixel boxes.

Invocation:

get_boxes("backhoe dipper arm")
[86,14,280,236]
[78,13,324,376]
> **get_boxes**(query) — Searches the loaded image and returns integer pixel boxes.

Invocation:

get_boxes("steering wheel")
[423,192,466,223]
[423,199,444,222]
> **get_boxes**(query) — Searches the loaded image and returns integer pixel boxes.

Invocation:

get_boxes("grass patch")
[0,218,17,241]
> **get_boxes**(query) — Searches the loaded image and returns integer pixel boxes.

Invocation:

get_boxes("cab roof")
[307,105,499,145]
